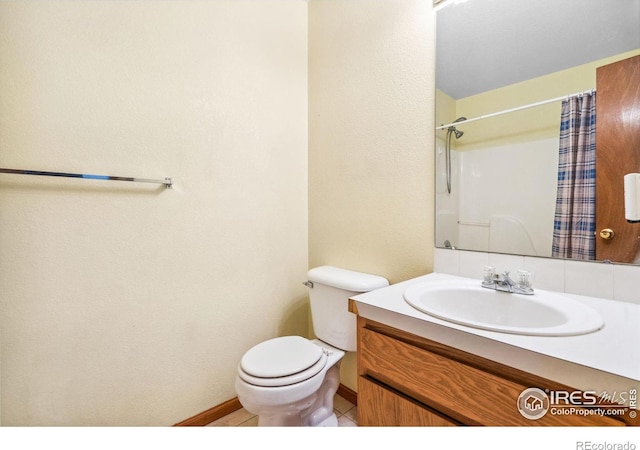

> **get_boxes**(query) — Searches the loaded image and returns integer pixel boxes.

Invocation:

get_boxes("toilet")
[234,266,389,426]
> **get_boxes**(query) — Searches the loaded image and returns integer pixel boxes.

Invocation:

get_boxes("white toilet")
[235,266,389,426]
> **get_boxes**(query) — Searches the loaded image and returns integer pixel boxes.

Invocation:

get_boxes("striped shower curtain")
[551,92,597,260]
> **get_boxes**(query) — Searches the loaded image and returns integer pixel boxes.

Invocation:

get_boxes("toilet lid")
[238,351,328,387]
[240,336,324,378]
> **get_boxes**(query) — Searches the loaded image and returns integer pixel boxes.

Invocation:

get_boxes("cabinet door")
[358,321,626,426]
[358,377,458,426]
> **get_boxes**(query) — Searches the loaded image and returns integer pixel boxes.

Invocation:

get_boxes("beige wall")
[0,0,308,425]
[309,0,435,390]
[0,0,436,424]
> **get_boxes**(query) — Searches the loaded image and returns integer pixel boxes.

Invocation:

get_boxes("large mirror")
[435,0,640,264]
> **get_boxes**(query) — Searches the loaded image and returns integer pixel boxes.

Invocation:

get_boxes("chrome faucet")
[481,268,534,295]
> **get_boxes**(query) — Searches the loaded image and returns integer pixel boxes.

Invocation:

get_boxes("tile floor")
[206,394,357,426]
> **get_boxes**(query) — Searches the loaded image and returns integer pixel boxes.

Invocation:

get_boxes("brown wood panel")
[337,383,358,406]
[360,318,595,393]
[358,318,626,426]
[596,54,640,262]
[358,377,458,426]
[174,397,242,426]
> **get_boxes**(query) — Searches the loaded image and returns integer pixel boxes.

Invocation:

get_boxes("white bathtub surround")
[435,248,640,305]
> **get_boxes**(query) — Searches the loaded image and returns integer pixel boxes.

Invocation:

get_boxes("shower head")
[449,116,466,139]
[446,125,464,139]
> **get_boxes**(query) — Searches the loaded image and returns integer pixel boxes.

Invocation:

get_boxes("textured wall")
[308,0,436,390]
[0,0,308,425]
[0,0,437,423]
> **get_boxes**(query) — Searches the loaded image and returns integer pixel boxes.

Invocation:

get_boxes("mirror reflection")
[435,0,640,264]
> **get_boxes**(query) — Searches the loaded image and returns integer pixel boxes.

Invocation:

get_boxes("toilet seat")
[238,336,328,387]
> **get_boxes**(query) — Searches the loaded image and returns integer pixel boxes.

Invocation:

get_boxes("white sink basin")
[403,281,604,336]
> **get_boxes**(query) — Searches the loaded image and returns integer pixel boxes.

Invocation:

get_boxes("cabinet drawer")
[358,377,459,426]
[358,325,623,426]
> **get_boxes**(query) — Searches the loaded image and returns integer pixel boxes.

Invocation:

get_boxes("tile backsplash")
[434,248,640,305]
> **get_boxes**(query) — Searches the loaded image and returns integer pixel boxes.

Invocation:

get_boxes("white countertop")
[351,272,640,393]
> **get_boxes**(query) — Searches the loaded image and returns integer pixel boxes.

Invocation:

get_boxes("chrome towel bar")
[0,167,173,189]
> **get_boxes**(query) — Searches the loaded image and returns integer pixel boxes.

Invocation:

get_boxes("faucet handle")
[517,270,534,288]
[482,266,495,283]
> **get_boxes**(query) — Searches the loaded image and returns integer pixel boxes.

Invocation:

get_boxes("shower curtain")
[551,92,596,260]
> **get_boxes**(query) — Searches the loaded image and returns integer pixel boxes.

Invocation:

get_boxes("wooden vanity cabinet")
[356,316,631,426]
[358,377,459,426]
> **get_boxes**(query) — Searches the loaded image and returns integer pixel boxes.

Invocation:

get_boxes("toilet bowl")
[235,337,344,426]
[234,266,389,426]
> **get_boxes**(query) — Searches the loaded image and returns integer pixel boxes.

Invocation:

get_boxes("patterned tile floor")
[206,394,357,427]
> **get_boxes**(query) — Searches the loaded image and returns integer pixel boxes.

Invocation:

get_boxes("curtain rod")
[436,89,596,130]
[0,168,173,188]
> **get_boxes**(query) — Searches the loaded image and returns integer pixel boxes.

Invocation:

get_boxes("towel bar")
[0,167,173,189]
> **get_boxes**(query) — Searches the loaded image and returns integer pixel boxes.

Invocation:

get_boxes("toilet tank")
[307,266,389,352]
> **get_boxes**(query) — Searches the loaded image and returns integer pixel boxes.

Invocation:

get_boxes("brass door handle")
[599,228,615,240]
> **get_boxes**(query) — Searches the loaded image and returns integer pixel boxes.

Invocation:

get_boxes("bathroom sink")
[403,281,604,336]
